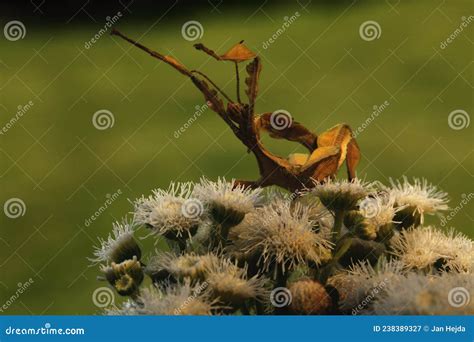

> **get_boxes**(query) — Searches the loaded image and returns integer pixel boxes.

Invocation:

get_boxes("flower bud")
[103,256,144,296]
[210,202,246,228]
[344,211,377,240]
[375,223,395,243]
[288,279,332,315]
[312,179,374,212]
[109,234,142,264]
[393,206,421,230]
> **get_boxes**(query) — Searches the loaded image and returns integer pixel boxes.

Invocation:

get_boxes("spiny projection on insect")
[111,29,361,192]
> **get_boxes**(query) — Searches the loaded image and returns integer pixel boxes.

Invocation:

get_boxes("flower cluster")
[91,176,473,315]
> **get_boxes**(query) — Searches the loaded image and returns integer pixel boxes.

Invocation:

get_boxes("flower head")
[101,256,144,296]
[288,279,332,315]
[328,258,405,313]
[134,182,204,240]
[91,219,141,264]
[390,226,473,273]
[310,178,376,212]
[147,252,219,282]
[387,177,449,227]
[229,199,333,273]
[372,272,474,315]
[345,195,402,241]
[205,257,268,306]
[106,282,218,315]
[193,177,262,227]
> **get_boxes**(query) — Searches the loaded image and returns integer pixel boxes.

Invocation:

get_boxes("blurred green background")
[0,0,472,314]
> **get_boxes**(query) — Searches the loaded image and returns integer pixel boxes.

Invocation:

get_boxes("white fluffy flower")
[134,182,204,239]
[390,226,474,272]
[387,177,449,223]
[106,282,218,315]
[90,219,140,264]
[347,194,404,241]
[193,177,262,226]
[360,194,402,227]
[205,256,268,305]
[372,272,474,315]
[311,178,376,211]
[328,259,405,313]
[229,198,333,273]
[149,252,219,281]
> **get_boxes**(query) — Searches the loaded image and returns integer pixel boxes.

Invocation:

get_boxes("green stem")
[235,62,241,103]
[210,222,232,250]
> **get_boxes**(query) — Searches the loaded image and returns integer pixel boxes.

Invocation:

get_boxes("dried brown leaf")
[220,41,256,62]
[245,57,262,109]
